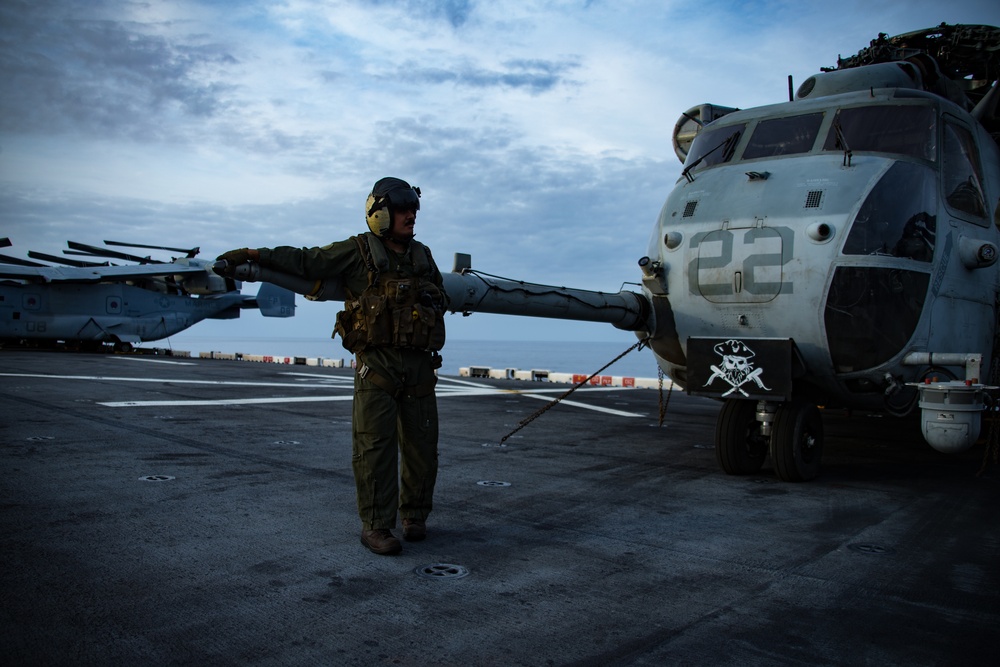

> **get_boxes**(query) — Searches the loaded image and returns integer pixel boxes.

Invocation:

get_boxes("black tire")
[715,399,768,475]
[770,401,824,482]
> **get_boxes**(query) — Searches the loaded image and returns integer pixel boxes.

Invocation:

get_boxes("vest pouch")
[334,301,367,353]
[408,304,430,350]
[385,278,417,348]
[414,303,446,351]
[360,293,393,348]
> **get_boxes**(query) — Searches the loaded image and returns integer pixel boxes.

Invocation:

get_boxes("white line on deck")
[110,357,197,366]
[1,372,644,416]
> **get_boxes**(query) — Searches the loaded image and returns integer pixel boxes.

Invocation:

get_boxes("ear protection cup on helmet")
[366,193,392,236]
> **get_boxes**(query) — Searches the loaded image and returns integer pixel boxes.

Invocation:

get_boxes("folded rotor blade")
[104,240,200,258]
[66,241,162,264]
[28,250,111,267]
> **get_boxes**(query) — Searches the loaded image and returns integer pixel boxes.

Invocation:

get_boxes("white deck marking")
[0,372,345,388]
[102,395,356,407]
[110,357,197,366]
[0,372,644,416]
[515,393,641,417]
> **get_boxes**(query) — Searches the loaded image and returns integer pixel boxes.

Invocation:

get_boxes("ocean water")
[163,335,662,379]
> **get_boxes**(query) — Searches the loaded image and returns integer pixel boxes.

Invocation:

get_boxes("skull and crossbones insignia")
[704,339,771,397]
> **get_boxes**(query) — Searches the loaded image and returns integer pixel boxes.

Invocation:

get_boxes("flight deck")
[1,350,998,666]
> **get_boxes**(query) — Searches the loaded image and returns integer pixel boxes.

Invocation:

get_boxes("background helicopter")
[0,238,295,352]
[226,23,1000,482]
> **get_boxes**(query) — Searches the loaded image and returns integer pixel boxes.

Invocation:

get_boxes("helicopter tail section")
[255,282,295,318]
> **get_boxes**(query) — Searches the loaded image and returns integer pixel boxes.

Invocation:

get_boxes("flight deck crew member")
[215,177,447,556]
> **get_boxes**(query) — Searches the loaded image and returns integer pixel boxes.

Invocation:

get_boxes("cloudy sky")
[2,0,998,344]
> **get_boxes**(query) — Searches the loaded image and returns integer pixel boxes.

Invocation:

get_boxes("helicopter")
[0,238,295,352]
[220,23,1000,482]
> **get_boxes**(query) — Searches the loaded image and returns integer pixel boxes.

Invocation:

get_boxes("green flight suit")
[258,237,444,531]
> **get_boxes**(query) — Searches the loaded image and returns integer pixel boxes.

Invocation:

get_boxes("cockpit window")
[743,113,824,159]
[823,105,936,162]
[942,119,987,221]
[682,123,746,175]
[842,162,937,262]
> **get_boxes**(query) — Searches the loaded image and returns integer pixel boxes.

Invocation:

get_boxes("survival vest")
[334,233,447,353]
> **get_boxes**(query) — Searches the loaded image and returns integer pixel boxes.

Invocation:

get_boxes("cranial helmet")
[365,177,421,237]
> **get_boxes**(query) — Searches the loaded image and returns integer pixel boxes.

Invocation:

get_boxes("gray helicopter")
[0,238,294,352]
[223,23,1000,482]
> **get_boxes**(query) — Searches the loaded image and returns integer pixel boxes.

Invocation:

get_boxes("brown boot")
[360,529,402,555]
[402,518,426,542]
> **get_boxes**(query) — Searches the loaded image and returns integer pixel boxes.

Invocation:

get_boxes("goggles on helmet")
[384,186,421,212]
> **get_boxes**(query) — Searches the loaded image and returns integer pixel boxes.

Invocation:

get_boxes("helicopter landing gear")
[770,401,824,482]
[714,399,824,481]
[714,399,768,475]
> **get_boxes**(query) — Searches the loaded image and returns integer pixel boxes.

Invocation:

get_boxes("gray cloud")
[0,0,238,140]
[369,0,475,29]
[0,0,356,169]
[427,0,474,28]
[399,57,580,93]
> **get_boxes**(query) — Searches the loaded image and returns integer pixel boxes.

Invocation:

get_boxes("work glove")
[213,248,259,277]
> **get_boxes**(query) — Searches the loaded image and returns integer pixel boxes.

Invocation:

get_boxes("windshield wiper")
[682,130,742,183]
[833,118,853,167]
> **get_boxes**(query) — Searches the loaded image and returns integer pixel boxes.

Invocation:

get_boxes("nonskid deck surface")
[2,350,997,666]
